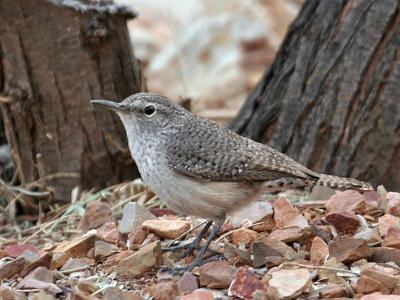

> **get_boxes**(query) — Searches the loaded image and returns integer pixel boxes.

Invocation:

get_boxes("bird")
[91,92,373,273]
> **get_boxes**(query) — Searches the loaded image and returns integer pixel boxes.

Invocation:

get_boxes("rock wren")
[91,92,372,273]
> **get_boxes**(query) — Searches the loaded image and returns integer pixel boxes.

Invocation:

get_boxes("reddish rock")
[0,256,25,279]
[94,240,119,261]
[25,266,53,282]
[379,214,400,236]
[326,210,359,233]
[268,269,312,300]
[310,236,329,264]
[117,241,162,279]
[129,229,148,245]
[319,284,350,298]
[50,252,69,270]
[17,278,62,296]
[231,228,258,247]
[32,289,56,300]
[103,287,143,300]
[268,227,300,243]
[4,244,39,258]
[177,272,199,294]
[228,267,267,300]
[311,225,334,244]
[371,247,400,265]
[105,250,134,264]
[20,250,52,277]
[361,267,397,293]
[326,190,366,213]
[361,296,400,300]
[54,233,100,258]
[149,208,175,217]
[147,281,179,300]
[78,201,115,232]
[274,197,308,229]
[382,226,400,249]
[180,290,214,300]
[356,275,389,294]
[97,222,122,242]
[387,192,400,216]
[252,236,295,267]
[328,238,372,263]
[199,260,236,289]
[142,219,190,239]
[354,228,382,244]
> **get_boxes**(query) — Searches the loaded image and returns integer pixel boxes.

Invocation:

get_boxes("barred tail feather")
[317,174,373,191]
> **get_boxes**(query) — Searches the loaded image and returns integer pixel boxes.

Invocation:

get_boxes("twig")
[60,263,95,274]
[214,221,264,243]
[11,149,25,186]
[36,153,47,191]
[22,214,79,244]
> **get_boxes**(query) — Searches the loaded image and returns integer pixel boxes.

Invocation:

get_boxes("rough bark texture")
[0,0,142,201]
[229,0,400,191]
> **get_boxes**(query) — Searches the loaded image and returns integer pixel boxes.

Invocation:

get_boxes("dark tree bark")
[229,0,400,191]
[0,0,142,201]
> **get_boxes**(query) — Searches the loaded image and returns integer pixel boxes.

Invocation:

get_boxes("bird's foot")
[157,254,223,275]
[162,241,223,260]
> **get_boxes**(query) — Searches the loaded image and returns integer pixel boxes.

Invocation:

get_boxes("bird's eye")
[144,105,156,116]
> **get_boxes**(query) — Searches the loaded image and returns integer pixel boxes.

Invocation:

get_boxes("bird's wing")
[166,117,320,182]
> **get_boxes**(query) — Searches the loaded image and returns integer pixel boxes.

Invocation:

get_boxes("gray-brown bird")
[91,92,372,273]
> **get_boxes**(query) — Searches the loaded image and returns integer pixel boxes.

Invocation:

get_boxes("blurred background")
[118,0,302,119]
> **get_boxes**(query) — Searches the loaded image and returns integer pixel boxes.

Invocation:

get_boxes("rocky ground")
[1,180,400,299]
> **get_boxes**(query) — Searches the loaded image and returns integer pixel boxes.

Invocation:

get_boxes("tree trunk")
[0,0,142,201]
[229,0,400,191]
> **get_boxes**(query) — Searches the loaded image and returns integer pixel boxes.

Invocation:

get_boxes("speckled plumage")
[92,92,372,223]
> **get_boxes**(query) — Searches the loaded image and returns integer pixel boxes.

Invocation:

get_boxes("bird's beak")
[90,100,127,112]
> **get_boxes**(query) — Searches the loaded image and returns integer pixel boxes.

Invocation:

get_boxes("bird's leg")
[159,221,223,274]
[162,220,222,259]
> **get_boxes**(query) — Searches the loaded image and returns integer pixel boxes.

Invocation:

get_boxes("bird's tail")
[317,174,373,191]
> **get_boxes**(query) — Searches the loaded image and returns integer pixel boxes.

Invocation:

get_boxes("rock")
[311,225,333,244]
[231,228,258,247]
[354,228,382,244]
[228,267,267,300]
[0,286,28,300]
[97,222,122,242]
[310,236,329,264]
[268,269,312,300]
[149,208,175,217]
[129,229,148,245]
[318,257,349,284]
[224,243,251,265]
[328,238,372,263]
[361,267,397,293]
[379,214,400,236]
[105,250,134,264]
[147,281,179,300]
[60,258,89,272]
[103,287,143,300]
[17,278,62,296]
[32,289,56,300]
[361,295,400,300]
[274,197,308,229]
[356,274,389,294]
[180,290,214,300]
[54,232,100,258]
[117,241,162,279]
[119,202,156,234]
[326,210,359,233]
[25,266,53,282]
[173,273,195,294]
[370,247,400,266]
[382,226,400,249]
[319,284,350,298]
[326,190,366,213]
[94,240,119,261]
[50,252,69,270]
[268,227,300,243]
[78,201,115,232]
[199,261,236,289]
[252,236,295,267]
[142,219,190,240]
[20,250,52,277]
[386,192,400,216]
[4,244,39,258]
[228,201,273,228]
[0,256,25,279]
